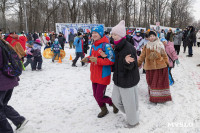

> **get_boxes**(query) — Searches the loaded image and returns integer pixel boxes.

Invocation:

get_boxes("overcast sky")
[192,0,200,21]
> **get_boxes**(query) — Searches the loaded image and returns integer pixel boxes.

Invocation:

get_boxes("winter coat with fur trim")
[138,39,169,70]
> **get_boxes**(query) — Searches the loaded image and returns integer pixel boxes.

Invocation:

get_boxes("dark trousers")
[69,42,75,49]
[197,42,200,47]
[61,44,64,50]
[0,89,25,133]
[183,41,187,53]
[92,83,112,107]
[32,56,43,70]
[183,45,187,53]
[24,58,33,69]
[72,52,84,66]
[174,45,180,55]
[52,53,61,61]
[188,45,193,55]
[194,41,196,46]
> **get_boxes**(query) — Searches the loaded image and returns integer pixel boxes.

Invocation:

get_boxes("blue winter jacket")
[73,37,82,52]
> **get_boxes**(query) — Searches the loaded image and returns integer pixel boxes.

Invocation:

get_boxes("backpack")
[0,39,22,78]
[102,43,111,52]
[101,43,115,72]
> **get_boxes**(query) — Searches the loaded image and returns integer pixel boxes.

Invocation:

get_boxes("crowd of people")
[0,20,199,132]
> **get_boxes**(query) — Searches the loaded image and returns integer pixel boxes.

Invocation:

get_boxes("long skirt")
[146,67,172,103]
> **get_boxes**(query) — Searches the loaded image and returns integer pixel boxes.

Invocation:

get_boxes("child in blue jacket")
[51,39,62,62]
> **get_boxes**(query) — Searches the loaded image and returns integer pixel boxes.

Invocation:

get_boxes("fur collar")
[146,38,165,53]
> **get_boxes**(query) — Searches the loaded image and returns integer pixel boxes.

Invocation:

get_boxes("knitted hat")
[54,38,59,44]
[35,38,40,43]
[91,25,104,37]
[126,30,132,35]
[149,31,157,37]
[46,36,50,41]
[111,20,126,37]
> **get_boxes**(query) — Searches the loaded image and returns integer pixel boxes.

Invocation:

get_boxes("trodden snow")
[10,45,200,133]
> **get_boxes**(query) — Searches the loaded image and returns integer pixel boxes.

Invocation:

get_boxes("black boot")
[72,60,77,67]
[82,62,85,66]
[98,105,109,118]
[112,104,119,114]
[186,55,193,57]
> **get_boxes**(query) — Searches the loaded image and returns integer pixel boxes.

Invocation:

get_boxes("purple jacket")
[133,36,143,51]
[165,42,178,68]
[0,47,19,91]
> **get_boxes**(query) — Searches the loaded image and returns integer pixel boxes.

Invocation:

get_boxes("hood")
[94,36,109,46]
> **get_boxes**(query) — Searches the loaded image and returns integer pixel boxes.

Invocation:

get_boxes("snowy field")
[10,44,200,133]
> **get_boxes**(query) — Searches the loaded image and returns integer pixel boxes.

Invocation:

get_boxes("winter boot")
[112,104,119,114]
[98,105,109,118]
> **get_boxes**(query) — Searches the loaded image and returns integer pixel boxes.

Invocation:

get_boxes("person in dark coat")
[83,33,89,54]
[126,30,134,45]
[111,20,140,128]
[32,39,43,70]
[32,32,39,41]
[0,39,28,133]
[58,32,66,50]
[68,32,75,49]
[140,29,145,39]
[182,27,189,53]
[185,26,196,57]
[166,29,174,42]
[27,32,33,43]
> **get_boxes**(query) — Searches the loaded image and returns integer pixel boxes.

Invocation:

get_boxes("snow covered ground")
[10,44,200,133]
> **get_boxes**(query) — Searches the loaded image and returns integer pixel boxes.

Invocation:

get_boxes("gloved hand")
[175,60,180,65]
[81,57,89,63]
[90,56,97,64]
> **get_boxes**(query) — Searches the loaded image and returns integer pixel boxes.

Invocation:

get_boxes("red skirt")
[146,67,172,103]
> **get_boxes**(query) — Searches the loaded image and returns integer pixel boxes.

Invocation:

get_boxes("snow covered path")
[10,45,200,133]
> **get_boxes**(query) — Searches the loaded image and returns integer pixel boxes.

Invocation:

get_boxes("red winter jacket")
[87,36,115,85]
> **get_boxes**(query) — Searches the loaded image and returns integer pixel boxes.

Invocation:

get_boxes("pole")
[24,1,28,33]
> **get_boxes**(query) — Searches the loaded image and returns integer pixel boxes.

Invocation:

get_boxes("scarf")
[146,38,165,53]
[114,36,126,45]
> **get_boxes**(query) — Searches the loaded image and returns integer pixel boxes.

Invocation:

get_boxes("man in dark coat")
[32,32,39,41]
[83,33,89,54]
[182,27,189,53]
[68,32,75,49]
[58,32,66,50]
[185,26,196,57]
